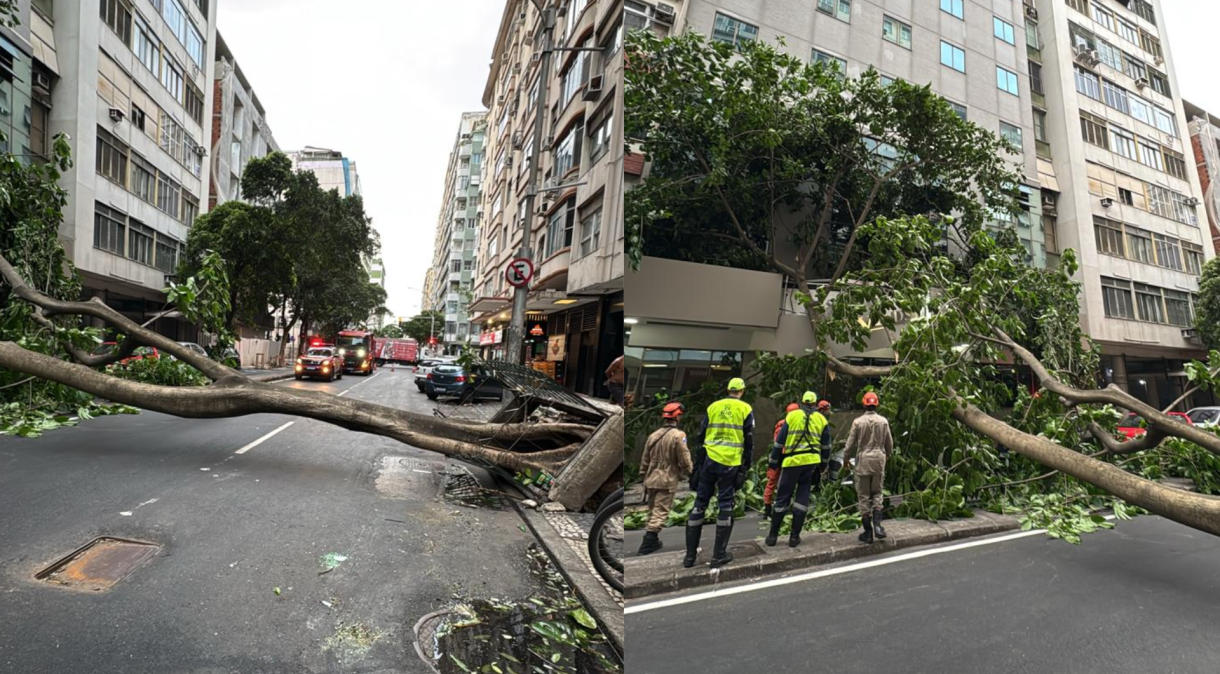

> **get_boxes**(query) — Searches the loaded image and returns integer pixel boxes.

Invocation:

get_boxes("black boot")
[858,514,874,544]
[709,523,734,568]
[638,531,663,556]
[763,503,773,519]
[872,510,887,539]
[765,511,783,547]
[789,509,807,548]
[683,523,702,568]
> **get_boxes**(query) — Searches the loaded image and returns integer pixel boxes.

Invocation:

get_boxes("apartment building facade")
[625,0,1213,411]
[209,30,279,209]
[50,0,217,340]
[0,0,54,164]
[470,0,625,397]
[1184,99,1220,253]
[287,146,361,197]
[425,112,486,354]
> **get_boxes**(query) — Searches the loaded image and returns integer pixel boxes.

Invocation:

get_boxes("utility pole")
[507,0,555,365]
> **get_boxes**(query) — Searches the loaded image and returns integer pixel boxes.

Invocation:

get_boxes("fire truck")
[335,329,377,375]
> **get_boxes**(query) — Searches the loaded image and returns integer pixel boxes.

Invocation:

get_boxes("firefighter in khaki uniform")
[842,391,894,544]
[766,391,830,548]
[636,402,693,556]
[684,378,755,569]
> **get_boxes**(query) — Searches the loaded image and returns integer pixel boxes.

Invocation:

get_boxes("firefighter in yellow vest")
[683,377,755,569]
[765,391,831,547]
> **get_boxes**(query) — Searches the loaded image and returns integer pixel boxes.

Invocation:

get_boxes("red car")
[1116,411,1192,439]
[295,346,344,382]
[93,342,159,364]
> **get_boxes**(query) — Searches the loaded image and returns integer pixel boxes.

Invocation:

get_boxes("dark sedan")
[425,364,504,402]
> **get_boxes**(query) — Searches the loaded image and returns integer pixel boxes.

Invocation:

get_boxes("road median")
[624,510,1020,599]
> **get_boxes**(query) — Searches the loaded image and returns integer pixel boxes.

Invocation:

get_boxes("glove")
[767,456,779,470]
[734,468,747,491]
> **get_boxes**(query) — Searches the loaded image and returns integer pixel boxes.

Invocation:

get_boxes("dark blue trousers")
[689,460,737,528]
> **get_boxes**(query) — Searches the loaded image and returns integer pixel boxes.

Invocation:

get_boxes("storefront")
[477,328,505,360]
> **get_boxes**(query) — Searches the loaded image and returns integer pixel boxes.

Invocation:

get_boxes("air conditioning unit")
[544,134,555,148]
[512,132,524,150]
[1100,196,1114,208]
[497,94,507,105]
[108,107,125,123]
[582,74,604,101]
[1134,77,1149,89]
[531,52,542,65]
[512,63,521,75]
[192,145,206,157]
[1024,4,1038,19]
[654,3,676,24]
[506,157,514,169]
[1043,202,1058,216]
[1185,196,1201,206]
[32,70,51,95]
[1086,50,1100,65]
[1154,55,1164,66]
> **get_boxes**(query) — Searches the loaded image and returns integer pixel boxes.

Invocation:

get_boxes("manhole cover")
[442,471,507,510]
[36,537,160,591]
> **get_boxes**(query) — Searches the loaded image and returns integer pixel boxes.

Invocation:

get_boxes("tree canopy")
[625,31,1220,541]
[399,310,445,344]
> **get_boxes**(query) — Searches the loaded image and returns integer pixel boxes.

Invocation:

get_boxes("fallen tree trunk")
[548,408,625,511]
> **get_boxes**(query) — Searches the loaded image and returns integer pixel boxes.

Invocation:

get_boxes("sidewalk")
[623,510,1020,599]
[243,366,296,382]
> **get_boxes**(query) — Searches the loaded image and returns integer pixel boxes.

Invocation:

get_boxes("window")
[1127,226,1154,263]
[1137,138,1163,171]
[1123,54,1146,81]
[1140,30,1162,61]
[559,36,592,108]
[1081,113,1109,148]
[182,193,199,227]
[1165,290,1193,327]
[162,0,187,45]
[545,202,575,257]
[1033,110,1048,143]
[1101,277,1134,319]
[817,0,851,23]
[229,139,241,175]
[711,13,758,47]
[128,220,153,265]
[1074,65,1100,100]
[1026,19,1040,50]
[94,203,126,256]
[156,171,180,219]
[949,101,967,120]
[187,23,205,69]
[131,153,156,203]
[940,41,965,73]
[1134,283,1164,323]
[1149,69,1170,97]
[1153,233,1183,271]
[1118,18,1139,44]
[883,16,912,49]
[1119,187,1134,206]
[1153,107,1176,136]
[1029,61,1043,95]
[993,17,1015,45]
[1128,94,1153,125]
[96,128,128,186]
[101,0,133,44]
[579,207,602,257]
[185,83,204,125]
[999,122,1023,150]
[1091,4,1113,31]
[1096,40,1122,71]
[450,260,461,274]
[1185,243,1204,275]
[1102,79,1128,114]
[1094,217,1124,257]
[1133,0,1156,26]
[30,100,49,160]
[492,191,502,216]
[1066,0,1088,12]
[161,57,183,103]
[589,107,613,165]
[813,50,847,75]
[940,0,963,20]
[134,16,160,78]
[155,234,179,273]
[996,67,1020,96]
[552,119,584,177]
[1164,149,1187,181]
[160,114,183,163]
[1110,125,1137,160]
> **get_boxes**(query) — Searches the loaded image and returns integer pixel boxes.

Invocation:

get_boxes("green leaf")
[568,608,597,630]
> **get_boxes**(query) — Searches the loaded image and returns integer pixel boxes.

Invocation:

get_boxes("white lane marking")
[135,498,158,510]
[119,511,133,517]
[337,371,380,397]
[235,421,295,455]
[625,516,1117,615]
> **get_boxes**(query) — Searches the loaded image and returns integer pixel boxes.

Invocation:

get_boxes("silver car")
[414,357,458,391]
[1186,407,1220,428]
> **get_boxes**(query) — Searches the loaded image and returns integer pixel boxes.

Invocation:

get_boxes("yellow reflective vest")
[704,397,753,467]
[781,409,828,468]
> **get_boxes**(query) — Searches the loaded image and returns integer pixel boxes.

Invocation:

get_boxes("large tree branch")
[0,342,590,474]
[1087,422,1166,455]
[0,253,236,381]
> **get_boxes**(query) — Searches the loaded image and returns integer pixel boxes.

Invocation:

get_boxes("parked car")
[295,346,343,382]
[425,364,504,402]
[93,342,159,365]
[1116,411,1192,439]
[176,342,208,359]
[1186,407,1220,428]
[414,357,458,392]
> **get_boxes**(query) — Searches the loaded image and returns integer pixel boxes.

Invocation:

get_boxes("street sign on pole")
[506,257,534,288]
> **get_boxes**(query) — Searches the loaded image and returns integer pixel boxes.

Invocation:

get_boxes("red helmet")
[785,403,800,413]
[862,392,879,407]
[817,400,831,411]
[662,402,686,419]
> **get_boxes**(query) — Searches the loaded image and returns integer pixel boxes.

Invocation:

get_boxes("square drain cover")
[36,537,160,591]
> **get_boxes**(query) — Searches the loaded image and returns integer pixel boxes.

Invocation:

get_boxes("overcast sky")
[217,0,503,320]
[1160,1,1220,114]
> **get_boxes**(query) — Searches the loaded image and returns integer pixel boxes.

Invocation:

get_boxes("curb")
[249,372,295,383]
[623,510,1020,599]
[508,499,625,657]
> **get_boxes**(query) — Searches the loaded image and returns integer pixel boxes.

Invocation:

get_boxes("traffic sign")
[506,257,534,288]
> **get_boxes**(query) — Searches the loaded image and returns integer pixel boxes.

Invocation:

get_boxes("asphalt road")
[626,516,1220,674]
[0,369,540,674]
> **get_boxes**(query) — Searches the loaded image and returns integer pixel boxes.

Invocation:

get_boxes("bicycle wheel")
[588,496,624,593]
